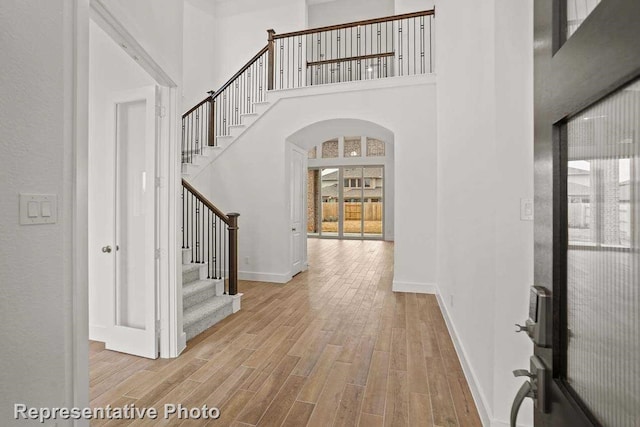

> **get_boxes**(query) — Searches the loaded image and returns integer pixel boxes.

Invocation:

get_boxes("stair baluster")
[181,179,239,296]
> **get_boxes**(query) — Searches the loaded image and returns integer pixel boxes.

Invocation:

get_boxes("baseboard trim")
[89,325,107,343]
[391,282,493,424]
[436,293,493,427]
[392,280,438,294]
[491,419,530,427]
[238,270,291,283]
[177,332,187,356]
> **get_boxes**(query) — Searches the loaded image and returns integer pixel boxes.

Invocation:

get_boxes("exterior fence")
[322,202,383,221]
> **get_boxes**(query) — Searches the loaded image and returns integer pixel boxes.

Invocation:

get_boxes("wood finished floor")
[90,239,481,427]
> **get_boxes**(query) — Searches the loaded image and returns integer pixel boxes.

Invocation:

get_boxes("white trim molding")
[392,280,438,294]
[436,292,493,427]
[89,325,108,343]
[89,0,176,87]
[239,270,292,284]
[178,332,187,356]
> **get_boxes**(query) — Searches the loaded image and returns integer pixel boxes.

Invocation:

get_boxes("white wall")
[211,0,307,89]
[87,20,156,339]
[98,0,184,86]
[436,1,534,426]
[307,0,394,28]
[183,0,216,108]
[191,76,437,289]
[394,0,434,14]
[491,1,535,424]
[0,0,89,424]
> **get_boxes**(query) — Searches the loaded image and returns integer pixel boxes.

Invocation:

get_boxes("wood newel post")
[207,90,216,146]
[227,213,240,295]
[267,29,276,90]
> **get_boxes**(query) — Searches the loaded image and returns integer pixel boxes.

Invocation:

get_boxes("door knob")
[102,245,112,253]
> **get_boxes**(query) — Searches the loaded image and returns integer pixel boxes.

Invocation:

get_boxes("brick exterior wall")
[307,169,319,232]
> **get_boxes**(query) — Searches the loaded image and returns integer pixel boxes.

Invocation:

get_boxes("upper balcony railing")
[181,9,434,162]
[268,9,435,90]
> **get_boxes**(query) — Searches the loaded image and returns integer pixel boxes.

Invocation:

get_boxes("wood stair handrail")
[273,9,435,39]
[182,45,268,117]
[213,45,269,100]
[307,51,395,67]
[182,179,230,225]
[182,97,210,119]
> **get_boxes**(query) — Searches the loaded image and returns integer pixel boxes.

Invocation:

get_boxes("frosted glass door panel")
[566,79,639,426]
[115,99,148,330]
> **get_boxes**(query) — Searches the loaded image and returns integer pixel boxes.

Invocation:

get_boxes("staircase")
[181,248,233,341]
[178,9,435,341]
[180,179,240,342]
[181,99,272,180]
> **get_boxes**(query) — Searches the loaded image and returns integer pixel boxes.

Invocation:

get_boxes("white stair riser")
[215,136,234,146]
[181,163,200,176]
[182,263,207,284]
[183,284,218,310]
[229,125,246,138]
[182,248,191,264]
[180,101,271,179]
[240,113,259,127]
[202,146,223,157]
[253,102,270,115]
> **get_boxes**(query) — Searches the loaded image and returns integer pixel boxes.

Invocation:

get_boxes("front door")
[532,0,640,425]
[103,86,159,359]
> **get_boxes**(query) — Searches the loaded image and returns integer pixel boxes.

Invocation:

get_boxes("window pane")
[566,79,639,426]
[344,137,361,157]
[366,138,385,157]
[308,146,317,159]
[343,167,362,236]
[566,0,602,39]
[322,139,339,158]
[363,167,383,237]
[321,168,339,236]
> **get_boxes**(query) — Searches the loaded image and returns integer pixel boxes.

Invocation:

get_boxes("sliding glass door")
[344,167,364,237]
[309,166,384,239]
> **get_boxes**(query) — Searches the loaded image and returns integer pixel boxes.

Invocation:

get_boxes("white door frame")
[89,0,181,359]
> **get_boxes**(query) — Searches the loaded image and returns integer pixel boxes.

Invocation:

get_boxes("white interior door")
[290,145,306,276]
[104,85,158,359]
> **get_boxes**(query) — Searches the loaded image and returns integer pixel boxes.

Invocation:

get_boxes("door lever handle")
[102,245,112,253]
[510,355,548,427]
[513,369,533,378]
[510,380,534,427]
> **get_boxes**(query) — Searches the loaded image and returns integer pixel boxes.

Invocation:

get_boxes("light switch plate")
[520,198,534,221]
[20,194,57,225]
